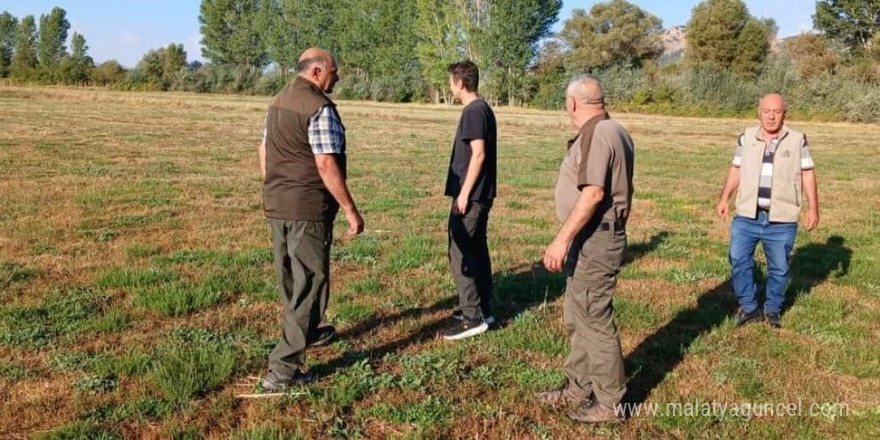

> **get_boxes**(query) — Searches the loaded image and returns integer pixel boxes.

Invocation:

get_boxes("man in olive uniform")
[258,48,364,391]
[537,75,634,423]
[717,93,819,328]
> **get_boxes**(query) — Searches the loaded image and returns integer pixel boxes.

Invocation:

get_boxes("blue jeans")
[729,211,797,315]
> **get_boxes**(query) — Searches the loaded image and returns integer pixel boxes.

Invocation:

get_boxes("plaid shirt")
[308,105,345,155]
[262,105,345,155]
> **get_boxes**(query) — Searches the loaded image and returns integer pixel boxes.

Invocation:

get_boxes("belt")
[597,218,626,232]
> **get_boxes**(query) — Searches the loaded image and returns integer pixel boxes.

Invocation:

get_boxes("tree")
[132,43,188,90]
[784,33,839,78]
[560,0,663,72]
[686,0,774,77]
[37,6,70,74]
[415,0,465,103]
[814,0,880,55]
[258,0,330,82]
[93,60,126,86]
[10,15,37,80]
[0,12,17,78]
[59,32,94,84]
[199,0,267,69]
[162,43,187,87]
[482,0,562,105]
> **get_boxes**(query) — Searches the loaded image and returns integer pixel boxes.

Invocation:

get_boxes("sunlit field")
[2,86,879,439]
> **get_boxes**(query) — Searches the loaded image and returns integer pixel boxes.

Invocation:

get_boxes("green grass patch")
[385,234,437,272]
[124,242,162,259]
[96,267,178,289]
[330,303,375,325]
[0,287,109,348]
[135,280,228,317]
[148,330,238,405]
[332,235,380,265]
[34,421,121,440]
[484,311,567,357]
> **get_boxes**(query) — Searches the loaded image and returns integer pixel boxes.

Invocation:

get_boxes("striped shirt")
[263,104,345,155]
[732,134,814,209]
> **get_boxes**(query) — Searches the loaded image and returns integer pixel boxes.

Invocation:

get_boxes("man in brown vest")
[537,75,634,423]
[717,94,819,329]
[258,48,364,391]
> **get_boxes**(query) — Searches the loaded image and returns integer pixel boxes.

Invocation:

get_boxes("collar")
[293,76,334,103]
[567,112,610,149]
[755,124,790,142]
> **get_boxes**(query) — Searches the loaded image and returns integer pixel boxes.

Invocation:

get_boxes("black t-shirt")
[444,99,497,201]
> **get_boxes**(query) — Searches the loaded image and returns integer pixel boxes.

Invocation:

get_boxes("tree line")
[2,0,879,122]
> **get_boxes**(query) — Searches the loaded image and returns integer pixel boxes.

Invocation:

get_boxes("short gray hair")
[566,74,605,106]
[296,56,328,73]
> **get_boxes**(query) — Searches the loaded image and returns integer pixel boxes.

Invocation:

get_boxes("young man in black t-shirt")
[442,60,498,341]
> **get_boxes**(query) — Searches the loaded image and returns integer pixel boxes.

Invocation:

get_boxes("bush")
[846,89,880,123]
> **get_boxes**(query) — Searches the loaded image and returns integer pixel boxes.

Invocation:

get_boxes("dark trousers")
[448,200,493,321]
[562,223,627,406]
[266,218,332,376]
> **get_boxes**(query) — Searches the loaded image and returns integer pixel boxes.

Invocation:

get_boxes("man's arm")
[453,139,485,215]
[258,141,267,180]
[716,166,740,218]
[315,154,364,235]
[543,185,604,273]
[802,169,819,231]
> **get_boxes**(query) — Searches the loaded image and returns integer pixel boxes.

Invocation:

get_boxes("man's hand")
[543,239,569,273]
[453,194,469,216]
[345,208,365,236]
[804,209,819,232]
[716,200,729,218]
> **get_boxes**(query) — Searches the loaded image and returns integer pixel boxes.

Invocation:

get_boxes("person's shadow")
[310,231,671,378]
[624,235,852,406]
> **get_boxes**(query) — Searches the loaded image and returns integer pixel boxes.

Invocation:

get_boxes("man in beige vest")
[717,94,819,328]
[537,75,634,423]
[258,48,364,391]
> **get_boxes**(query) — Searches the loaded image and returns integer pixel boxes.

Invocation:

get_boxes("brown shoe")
[567,403,623,423]
[535,385,591,407]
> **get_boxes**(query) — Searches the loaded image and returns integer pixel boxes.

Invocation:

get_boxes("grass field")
[1,85,880,439]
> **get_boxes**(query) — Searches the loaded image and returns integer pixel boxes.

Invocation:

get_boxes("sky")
[1,0,818,68]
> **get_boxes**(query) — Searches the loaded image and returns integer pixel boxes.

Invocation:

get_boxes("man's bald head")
[297,48,336,73]
[759,93,787,112]
[566,75,605,107]
[758,93,787,135]
[297,47,339,93]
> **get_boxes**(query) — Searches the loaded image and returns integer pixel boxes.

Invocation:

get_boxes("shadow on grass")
[623,234,852,406]
[311,231,671,378]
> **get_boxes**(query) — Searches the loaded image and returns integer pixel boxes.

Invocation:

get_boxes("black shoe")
[307,325,336,347]
[261,369,314,392]
[452,310,496,326]
[765,312,782,328]
[442,318,489,341]
[735,308,764,327]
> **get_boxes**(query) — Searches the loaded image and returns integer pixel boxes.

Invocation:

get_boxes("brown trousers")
[562,223,627,406]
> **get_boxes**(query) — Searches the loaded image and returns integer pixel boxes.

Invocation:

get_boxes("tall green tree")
[560,0,663,72]
[59,32,94,84]
[814,0,880,55]
[686,0,774,77]
[199,0,267,69]
[10,15,37,80]
[332,0,421,100]
[482,0,562,105]
[37,7,69,69]
[133,43,188,90]
[0,12,18,78]
[416,0,465,103]
[257,0,330,82]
